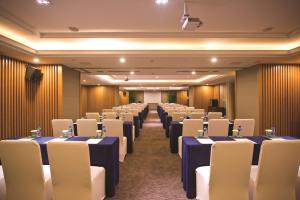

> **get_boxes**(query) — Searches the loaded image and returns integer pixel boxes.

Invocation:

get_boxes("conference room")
[0,0,300,200]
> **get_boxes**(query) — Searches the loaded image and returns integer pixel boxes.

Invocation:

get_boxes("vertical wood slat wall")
[0,56,62,139]
[259,64,300,137]
[176,90,188,105]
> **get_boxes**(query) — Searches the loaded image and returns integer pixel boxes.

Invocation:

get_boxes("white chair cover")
[0,140,52,200]
[52,119,73,137]
[249,140,300,200]
[76,119,98,137]
[102,119,127,162]
[196,141,254,200]
[208,119,229,136]
[207,112,223,120]
[234,119,255,136]
[47,141,105,200]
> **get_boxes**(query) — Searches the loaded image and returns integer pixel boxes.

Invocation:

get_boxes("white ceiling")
[0,0,300,87]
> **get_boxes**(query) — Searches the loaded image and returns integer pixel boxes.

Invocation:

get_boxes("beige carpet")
[108,111,191,200]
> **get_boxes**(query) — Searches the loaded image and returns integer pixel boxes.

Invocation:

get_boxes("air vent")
[97,71,104,73]
[107,70,130,73]
[176,70,191,73]
[76,68,90,73]
[211,70,219,73]
[196,70,209,73]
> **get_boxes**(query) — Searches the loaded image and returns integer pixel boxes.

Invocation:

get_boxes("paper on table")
[234,138,257,144]
[44,138,68,144]
[270,137,286,141]
[86,138,102,144]
[18,138,33,141]
[197,138,215,144]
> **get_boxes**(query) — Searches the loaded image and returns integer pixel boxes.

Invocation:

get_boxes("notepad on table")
[197,138,215,144]
[234,138,257,144]
[270,137,286,141]
[86,138,102,144]
[44,138,68,144]
[18,138,33,141]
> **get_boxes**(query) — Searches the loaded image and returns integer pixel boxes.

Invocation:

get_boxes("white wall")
[144,91,161,103]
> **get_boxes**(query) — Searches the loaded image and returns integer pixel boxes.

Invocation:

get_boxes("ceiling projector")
[182,14,203,31]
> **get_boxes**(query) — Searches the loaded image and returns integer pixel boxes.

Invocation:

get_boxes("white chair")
[0,140,52,200]
[208,119,229,136]
[86,112,101,122]
[194,109,205,113]
[189,112,205,119]
[76,119,98,137]
[196,141,254,200]
[296,167,300,200]
[47,141,105,200]
[249,140,300,200]
[102,112,117,119]
[178,119,203,158]
[52,119,73,137]
[172,112,186,121]
[123,112,135,142]
[234,119,255,136]
[0,166,5,200]
[207,112,223,120]
[102,119,127,162]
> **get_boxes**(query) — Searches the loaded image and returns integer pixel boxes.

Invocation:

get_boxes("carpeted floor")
[108,110,191,200]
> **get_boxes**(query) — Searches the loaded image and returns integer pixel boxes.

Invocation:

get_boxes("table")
[6,136,119,197]
[169,121,234,153]
[73,121,133,153]
[133,116,140,137]
[182,136,297,199]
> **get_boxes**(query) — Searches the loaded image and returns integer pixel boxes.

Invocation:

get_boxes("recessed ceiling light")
[36,0,51,5]
[155,0,168,4]
[211,57,218,63]
[155,76,159,79]
[120,57,126,63]
[83,80,86,82]
[33,58,39,63]
[262,26,274,32]
[69,26,79,32]
[191,71,196,75]
[130,71,135,75]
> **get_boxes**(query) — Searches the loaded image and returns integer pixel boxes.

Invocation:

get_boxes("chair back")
[129,109,139,116]
[234,119,255,136]
[123,113,133,122]
[209,141,254,200]
[102,112,117,119]
[182,119,203,137]
[52,119,73,137]
[208,112,222,120]
[0,140,47,200]
[85,112,100,121]
[194,109,205,113]
[76,119,97,136]
[254,140,300,200]
[47,141,92,200]
[102,119,124,144]
[208,119,229,136]
[189,112,205,119]
[172,112,185,121]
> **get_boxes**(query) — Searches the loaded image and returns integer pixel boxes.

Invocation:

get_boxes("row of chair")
[52,119,127,162]
[178,119,255,158]
[0,140,105,200]
[196,140,300,200]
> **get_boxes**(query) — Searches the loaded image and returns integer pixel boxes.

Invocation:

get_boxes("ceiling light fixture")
[33,58,39,63]
[211,57,218,63]
[130,71,135,75]
[36,0,51,5]
[83,80,86,82]
[191,71,196,75]
[120,57,126,63]
[155,0,168,4]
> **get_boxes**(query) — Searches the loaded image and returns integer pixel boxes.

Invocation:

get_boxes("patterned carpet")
[107,111,192,200]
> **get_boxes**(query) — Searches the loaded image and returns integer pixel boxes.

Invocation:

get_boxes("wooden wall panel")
[80,86,88,117]
[176,90,188,105]
[86,86,118,112]
[259,64,300,137]
[193,85,219,111]
[119,91,129,105]
[0,56,63,139]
